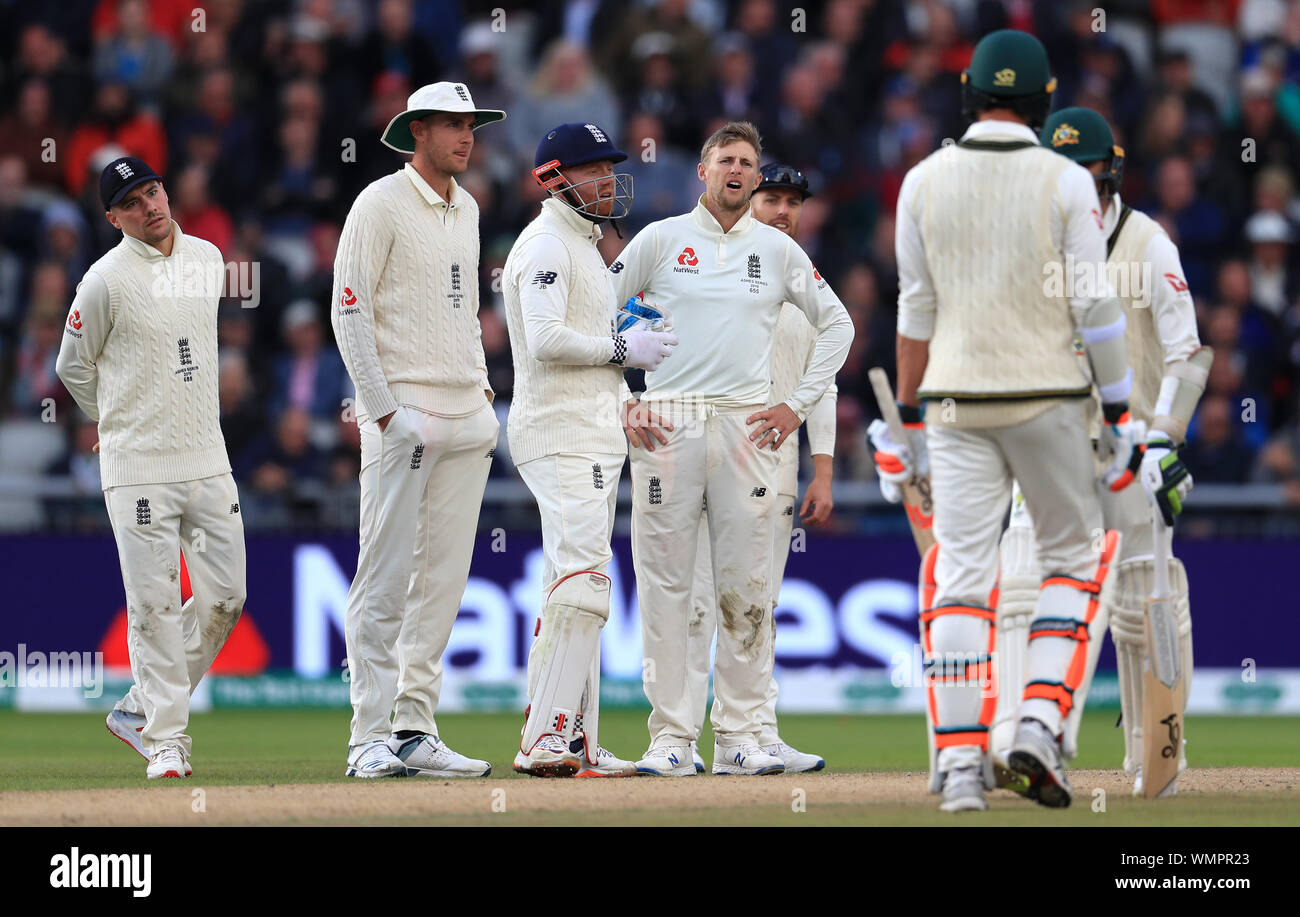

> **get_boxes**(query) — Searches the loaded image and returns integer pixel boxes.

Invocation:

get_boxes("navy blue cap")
[534,122,627,170]
[100,156,163,210]
[758,162,812,199]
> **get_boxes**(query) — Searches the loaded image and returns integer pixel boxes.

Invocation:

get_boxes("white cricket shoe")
[939,766,987,812]
[763,741,825,774]
[388,734,491,778]
[1007,718,1072,808]
[146,745,189,780]
[106,709,148,761]
[573,740,636,778]
[635,744,695,777]
[513,734,581,778]
[346,740,407,778]
[712,742,785,776]
[690,741,705,774]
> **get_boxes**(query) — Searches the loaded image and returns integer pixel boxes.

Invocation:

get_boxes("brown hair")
[700,121,762,164]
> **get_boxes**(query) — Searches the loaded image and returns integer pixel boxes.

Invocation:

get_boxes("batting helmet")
[1041,107,1125,199]
[533,122,633,221]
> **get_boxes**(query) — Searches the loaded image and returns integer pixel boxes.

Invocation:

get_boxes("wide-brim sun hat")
[381,81,505,154]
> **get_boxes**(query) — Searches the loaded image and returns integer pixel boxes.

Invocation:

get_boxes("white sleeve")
[1057,163,1113,324]
[610,223,661,305]
[55,272,111,423]
[516,232,616,365]
[1145,233,1200,363]
[895,165,936,341]
[332,190,399,421]
[782,240,853,420]
[804,382,837,455]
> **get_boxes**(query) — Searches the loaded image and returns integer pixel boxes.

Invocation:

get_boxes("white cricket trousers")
[346,403,498,746]
[104,473,247,757]
[630,403,779,747]
[687,489,796,746]
[516,452,624,691]
[927,400,1103,768]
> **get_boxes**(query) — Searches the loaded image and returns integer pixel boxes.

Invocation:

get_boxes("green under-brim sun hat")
[381,81,506,154]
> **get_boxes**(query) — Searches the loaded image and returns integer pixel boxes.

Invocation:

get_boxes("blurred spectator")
[168,66,260,211]
[91,0,197,50]
[1146,155,1228,295]
[218,350,265,470]
[0,157,44,268]
[619,111,697,233]
[459,21,514,124]
[1183,394,1258,482]
[694,33,763,127]
[623,32,697,151]
[39,201,93,291]
[1157,48,1219,123]
[356,0,441,90]
[327,411,361,485]
[240,406,322,494]
[599,0,713,94]
[0,80,68,192]
[268,299,348,423]
[6,23,91,126]
[64,81,168,195]
[733,0,798,113]
[509,41,621,159]
[92,0,176,112]
[9,299,69,417]
[171,164,233,256]
[1243,210,1296,316]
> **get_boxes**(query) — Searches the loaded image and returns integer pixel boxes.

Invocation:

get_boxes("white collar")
[541,197,603,242]
[404,162,459,209]
[691,195,754,235]
[960,120,1041,144]
[122,220,182,260]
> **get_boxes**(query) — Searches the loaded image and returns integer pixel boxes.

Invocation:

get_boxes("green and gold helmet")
[1041,106,1125,197]
[960,29,1057,129]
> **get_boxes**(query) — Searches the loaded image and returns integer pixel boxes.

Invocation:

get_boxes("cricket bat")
[868,367,936,557]
[1141,506,1183,798]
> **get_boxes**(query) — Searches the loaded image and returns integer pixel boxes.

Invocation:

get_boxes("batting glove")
[611,329,679,372]
[1140,433,1193,526]
[617,294,673,333]
[1099,405,1146,492]
[867,413,927,504]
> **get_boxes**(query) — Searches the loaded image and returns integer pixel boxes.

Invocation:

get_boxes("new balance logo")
[648,476,662,505]
[135,498,151,526]
[532,270,557,286]
[782,505,793,516]
[410,443,424,470]
[750,487,767,498]
[747,253,761,279]
[592,464,604,490]
[668,752,680,766]
[733,752,746,765]
[230,503,240,514]
[609,260,624,274]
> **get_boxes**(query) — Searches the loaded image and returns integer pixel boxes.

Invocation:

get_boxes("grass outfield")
[2,710,1297,825]
[2,709,1298,787]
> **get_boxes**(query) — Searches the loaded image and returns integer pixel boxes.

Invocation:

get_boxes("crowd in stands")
[2,0,1299,531]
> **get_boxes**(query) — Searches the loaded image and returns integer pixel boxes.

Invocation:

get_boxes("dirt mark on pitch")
[3,768,1296,826]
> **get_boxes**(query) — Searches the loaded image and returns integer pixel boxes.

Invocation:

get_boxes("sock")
[392,730,425,741]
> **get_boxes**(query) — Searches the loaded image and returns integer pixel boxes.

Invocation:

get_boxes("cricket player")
[332,82,504,779]
[872,30,1147,811]
[1039,107,1204,795]
[683,163,835,774]
[503,122,678,778]
[614,122,853,777]
[57,156,246,779]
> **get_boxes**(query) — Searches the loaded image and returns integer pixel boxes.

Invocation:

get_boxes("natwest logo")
[677,247,698,266]
[67,310,82,330]
[1164,273,1188,293]
[341,287,357,306]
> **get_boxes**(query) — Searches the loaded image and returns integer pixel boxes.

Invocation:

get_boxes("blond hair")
[700,121,762,164]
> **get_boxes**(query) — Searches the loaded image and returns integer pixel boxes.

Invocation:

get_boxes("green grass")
[0,709,1296,792]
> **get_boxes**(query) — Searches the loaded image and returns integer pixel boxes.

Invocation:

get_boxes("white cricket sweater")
[503,198,627,465]
[610,197,852,417]
[770,301,836,494]
[331,164,491,424]
[55,221,231,489]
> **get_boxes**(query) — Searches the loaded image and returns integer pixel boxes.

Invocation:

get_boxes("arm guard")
[1078,295,1132,408]
[1151,346,1214,445]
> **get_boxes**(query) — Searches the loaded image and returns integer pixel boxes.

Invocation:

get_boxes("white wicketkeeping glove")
[617,294,673,333]
[867,418,928,504]
[615,329,679,371]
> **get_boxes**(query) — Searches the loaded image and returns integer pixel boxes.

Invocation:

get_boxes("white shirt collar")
[691,195,754,235]
[404,162,459,209]
[960,119,1041,144]
[541,197,603,242]
[1101,192,1123,237]
[122,220,182,260]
